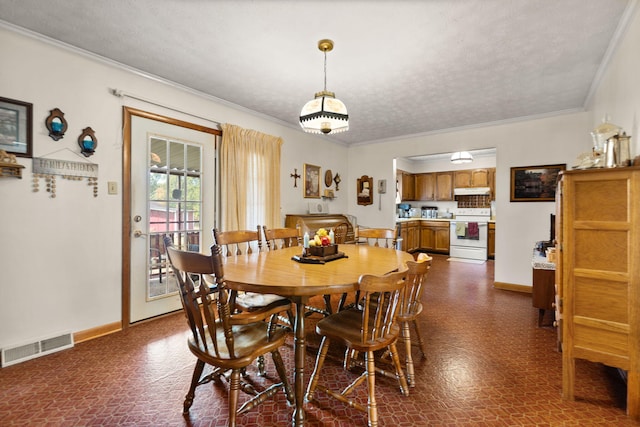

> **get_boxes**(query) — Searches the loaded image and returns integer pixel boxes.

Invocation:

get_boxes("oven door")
[450,221,488,260]
[450,221,488,247]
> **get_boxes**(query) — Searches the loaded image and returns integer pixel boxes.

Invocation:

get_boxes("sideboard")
[284,214,355,243]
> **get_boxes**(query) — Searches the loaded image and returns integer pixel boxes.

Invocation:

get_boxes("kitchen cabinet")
[420,221,450,253]
[415,173,436,201]
[435,172,453,201]
[399,170,415,201]
[454,168,490,188]
[488,222,495,258]
[398,221,420,252]
[558,167,640,420]
[488,168,496,200]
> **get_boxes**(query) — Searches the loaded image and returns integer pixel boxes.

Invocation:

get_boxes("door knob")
[133,230,145,238]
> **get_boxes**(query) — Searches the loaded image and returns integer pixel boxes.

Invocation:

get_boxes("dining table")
[221,243,413,427]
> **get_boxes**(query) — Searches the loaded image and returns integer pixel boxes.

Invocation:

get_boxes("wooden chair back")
[164,241,235,357]
[357,268,408,346]
[263,226,300,250]
[398,253,432,319]
[213,227,262,256]
[357,226,398,248]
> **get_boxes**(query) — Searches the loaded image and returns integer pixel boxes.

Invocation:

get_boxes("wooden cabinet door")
[415,173,435,201]
[406,221,420,252]
[454,170,472,188]
[488,222,495,258]
[489,168,496,200]
[434,226,450,252]
[399,223,408,251]
[435,172,453,200]
[401,172,415,201]
[420,225,435,250]
[471,169,489,187]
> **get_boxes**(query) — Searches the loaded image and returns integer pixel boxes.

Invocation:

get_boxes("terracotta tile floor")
[1,254,638,426]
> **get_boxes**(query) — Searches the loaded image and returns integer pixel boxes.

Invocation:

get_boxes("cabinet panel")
[434,227,450,252]
[415,173,435,201]
[488,222,495,258]
[560,167,640,419]
[454,170,472,188]
[435,172,453,200]
[420,226,435,249]
[401,172,415,201]
[471,169,489,187]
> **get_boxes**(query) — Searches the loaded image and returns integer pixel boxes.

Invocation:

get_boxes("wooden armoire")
[558,167,640,419]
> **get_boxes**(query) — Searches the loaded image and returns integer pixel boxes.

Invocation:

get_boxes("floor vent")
[1,332,74,367]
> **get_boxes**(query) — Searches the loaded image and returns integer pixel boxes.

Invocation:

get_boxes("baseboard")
[493,281,532,293]
[73,321,122,344]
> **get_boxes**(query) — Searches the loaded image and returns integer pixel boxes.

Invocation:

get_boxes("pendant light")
[299,39,349,135]
[450,151,473,164]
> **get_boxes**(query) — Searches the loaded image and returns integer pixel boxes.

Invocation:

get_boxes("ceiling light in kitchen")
[450,151,474,164]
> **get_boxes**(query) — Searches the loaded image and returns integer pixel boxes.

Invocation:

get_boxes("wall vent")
[1,332,74,367]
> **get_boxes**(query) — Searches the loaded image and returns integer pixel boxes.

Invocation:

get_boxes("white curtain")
[220,123,282,231]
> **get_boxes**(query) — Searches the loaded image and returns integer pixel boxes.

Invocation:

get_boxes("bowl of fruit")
[307,228,338,257]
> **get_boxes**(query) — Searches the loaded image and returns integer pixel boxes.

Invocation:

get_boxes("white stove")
[450,208,490,261]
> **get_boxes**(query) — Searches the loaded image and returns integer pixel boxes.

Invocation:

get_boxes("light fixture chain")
[323,50,327,92]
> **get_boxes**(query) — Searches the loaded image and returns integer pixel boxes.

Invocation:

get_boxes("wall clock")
[324,169,333,187]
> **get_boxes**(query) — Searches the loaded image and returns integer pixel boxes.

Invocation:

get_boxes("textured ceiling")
[0,0,633,146]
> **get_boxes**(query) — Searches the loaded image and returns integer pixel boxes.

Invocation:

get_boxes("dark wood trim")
[121,106,221,329]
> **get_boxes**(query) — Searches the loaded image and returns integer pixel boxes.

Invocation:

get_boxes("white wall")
[0,27,347,348]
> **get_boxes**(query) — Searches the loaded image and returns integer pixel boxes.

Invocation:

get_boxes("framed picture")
[510,164,566,202]
[303,163,321,198]
[0,96,33,158]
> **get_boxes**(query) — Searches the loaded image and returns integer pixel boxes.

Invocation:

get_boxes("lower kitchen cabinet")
[488,222,495,259]
[398,221,420,252]
[420,221,450,253]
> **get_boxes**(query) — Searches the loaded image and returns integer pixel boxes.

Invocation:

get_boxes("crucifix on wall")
[290,168,301,187]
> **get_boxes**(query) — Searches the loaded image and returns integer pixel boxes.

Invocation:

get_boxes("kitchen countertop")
[396,217,496,223]
[396,217,452,222]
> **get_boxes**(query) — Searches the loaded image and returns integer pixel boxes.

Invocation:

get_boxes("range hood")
[454,187,491,196]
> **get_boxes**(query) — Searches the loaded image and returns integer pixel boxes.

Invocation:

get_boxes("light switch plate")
[108,181,118,195]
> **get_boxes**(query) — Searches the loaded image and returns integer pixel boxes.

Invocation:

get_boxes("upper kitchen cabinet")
[454,168,492,188]
[399,170,415,201]
[435,172,453,201]
[415,173,436,201]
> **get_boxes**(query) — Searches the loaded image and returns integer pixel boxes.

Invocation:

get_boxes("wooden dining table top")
[221,244,413,297]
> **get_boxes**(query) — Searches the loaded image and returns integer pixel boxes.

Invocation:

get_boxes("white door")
[129,112,218,323]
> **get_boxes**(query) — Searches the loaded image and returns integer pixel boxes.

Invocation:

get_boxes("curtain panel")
[220,123,282,231]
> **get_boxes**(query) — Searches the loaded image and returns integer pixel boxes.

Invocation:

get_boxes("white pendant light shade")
[450,151,473,164]
[300,90,349,134]
[300,39,349,135]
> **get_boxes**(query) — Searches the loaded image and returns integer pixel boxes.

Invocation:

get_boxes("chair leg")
[305,336,330,402]
[184,359,205,414]
[228,369,241,427]
[402,321,415,387]
[323,295,333,315]
[365,350,378,427]
[388,342,410,396]
[271,349,294,404]
[412,319,427,359]
[257,355,266,376]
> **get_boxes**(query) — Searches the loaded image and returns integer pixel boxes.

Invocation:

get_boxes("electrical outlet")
[108,181,118,195]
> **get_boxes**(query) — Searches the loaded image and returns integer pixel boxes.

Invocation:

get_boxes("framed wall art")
[0,96,33,158]
[510,164,566,202]
[303,163,321,198]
